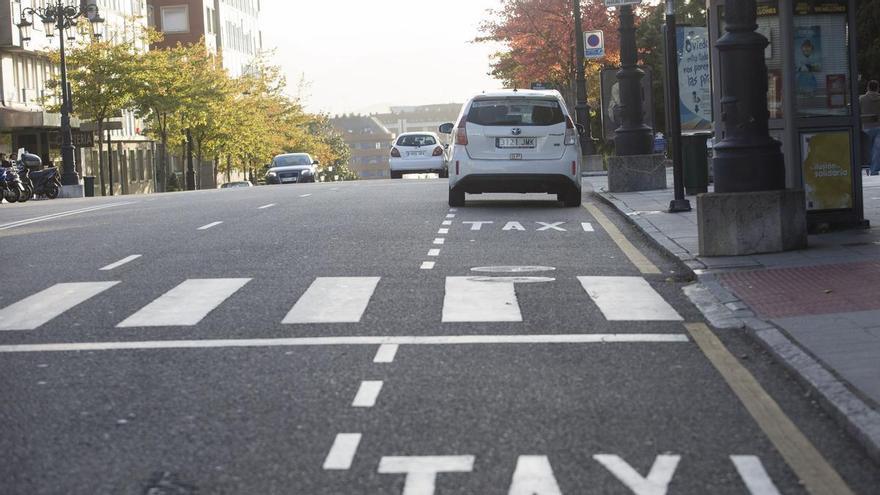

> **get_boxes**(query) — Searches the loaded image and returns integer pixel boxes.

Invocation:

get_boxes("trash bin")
[83,176,95,197]
[681,132,711,195]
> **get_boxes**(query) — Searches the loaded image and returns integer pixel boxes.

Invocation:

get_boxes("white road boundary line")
[0,334,689,353]
[258,203,276,209]
[300,194,312,197]
[99,255,142,271]
[197,221,223,230]
[0,202,135,231]
[323,433,361,470]
[352,381,383,407]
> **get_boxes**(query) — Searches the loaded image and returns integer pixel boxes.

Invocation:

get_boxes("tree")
[857,0,880,86]
[45,24,152,195]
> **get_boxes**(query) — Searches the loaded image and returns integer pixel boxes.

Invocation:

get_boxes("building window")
[160,5,189,33]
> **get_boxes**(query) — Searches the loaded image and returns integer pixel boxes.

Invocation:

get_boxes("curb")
[589,188,880,465]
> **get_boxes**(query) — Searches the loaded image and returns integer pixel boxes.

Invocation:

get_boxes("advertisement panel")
[677,26,712,132]
[801,130,853,210]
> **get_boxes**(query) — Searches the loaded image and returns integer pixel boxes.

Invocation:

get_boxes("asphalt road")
[1,179,878,494]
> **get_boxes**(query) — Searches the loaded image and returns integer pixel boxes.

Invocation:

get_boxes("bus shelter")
[708,0,866,230]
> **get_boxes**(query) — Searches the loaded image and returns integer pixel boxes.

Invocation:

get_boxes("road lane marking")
[323,433,361,470]
[578,276,682,321]
[471,266,555,273]
[536,222,566,231]
[731,456,782,495]
[258,203,276,209]
[300,194,312,197]
[449,209,458,212]
[374,344,399,363]
[441,220,452,226]
[503,221,526,231]
[437,228,449,234]
[378,455,474,495]
[283,277,380,324]
[584,203,661,274]
[118,278,250,327]
[0,334,690,353]
[0,282,119,331]
[0,202,135,231]
[99,254,142,271]
[420,261,435,270]
[593,454,680,495]
[685,322,854,495]
[352,380,383,407]
[433,238,445,245]
[508,456,562,495]
[197,221,223,230]
[463,221,493,230]
[442,277,522,322]
[445,214,455,218]
[581,222,595,232]
[427,249,440,257]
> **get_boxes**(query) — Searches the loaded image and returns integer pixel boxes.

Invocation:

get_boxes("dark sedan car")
[265,153,318,184]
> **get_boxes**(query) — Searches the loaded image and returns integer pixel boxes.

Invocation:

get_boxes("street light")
[664,0,691,212]
[572,0,596,155]
[17,1,104,192]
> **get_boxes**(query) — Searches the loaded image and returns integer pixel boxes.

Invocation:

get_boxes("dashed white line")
[420,261,435,270]
[442,220,452,226]
[433,238,445,245]
[99,255,142,271]
[373,344,398,363]
[258,203,276,209]
[581,222,595,232]
[437,228,449,234]
[445,214,456,218]
[197,221,223,230]
[449,209,458,212]
[323,433,362,470]
[352,381,383,408]
[300,194,312,197]
[731,456,782,495]
[427,249,440,257]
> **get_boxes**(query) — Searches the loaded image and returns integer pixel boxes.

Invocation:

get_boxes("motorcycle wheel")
[4,187,20,203]
[19,185,32,203]
[46,183,60,200]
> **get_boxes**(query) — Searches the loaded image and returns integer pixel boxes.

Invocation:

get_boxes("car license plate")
[497,137,536,148]
[407,151,425,156]
[281,177,297,183]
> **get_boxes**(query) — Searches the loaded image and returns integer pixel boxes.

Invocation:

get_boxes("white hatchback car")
[389,132,448,179]
[439,89,583,207]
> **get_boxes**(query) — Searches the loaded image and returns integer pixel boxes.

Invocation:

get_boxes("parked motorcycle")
[14,162,33,202]
[0,166,24,203]
[30,167,61,199]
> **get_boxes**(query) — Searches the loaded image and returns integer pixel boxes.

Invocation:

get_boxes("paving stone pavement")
[584,170,880,461]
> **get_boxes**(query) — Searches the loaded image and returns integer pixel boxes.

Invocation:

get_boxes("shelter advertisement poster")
[801,131,852,211]
[794,26,823,95]
[677,27,712,132]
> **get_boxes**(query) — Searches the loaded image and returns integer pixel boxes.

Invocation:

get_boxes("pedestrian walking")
[860,80,880,122]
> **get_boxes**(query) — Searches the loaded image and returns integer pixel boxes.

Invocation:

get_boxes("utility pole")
[572,0,596,155]
[664,0,691,211]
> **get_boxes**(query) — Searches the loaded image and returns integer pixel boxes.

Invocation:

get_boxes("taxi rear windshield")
[396,135,437,146]
[467,99,565,126]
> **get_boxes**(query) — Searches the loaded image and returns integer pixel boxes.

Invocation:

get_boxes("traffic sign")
[603,0,642,6]
[584,30,605,59]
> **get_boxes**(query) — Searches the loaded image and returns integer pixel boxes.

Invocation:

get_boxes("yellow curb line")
[685,322,854,495]
[584,203,661,274]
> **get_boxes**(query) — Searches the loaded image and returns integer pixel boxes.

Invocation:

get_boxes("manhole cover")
[471,265,556,273]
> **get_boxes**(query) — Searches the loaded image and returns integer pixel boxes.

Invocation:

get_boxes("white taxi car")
[439,89,583,207]
[389,132,448,179]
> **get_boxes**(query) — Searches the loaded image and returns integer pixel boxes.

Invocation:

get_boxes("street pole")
[712,0,784,192]
[186,129,196,190]
[106,128,114,196]
[664,0,691,212]
[572,0,596,155]
[57,6,77,187]
[613,4,653,156]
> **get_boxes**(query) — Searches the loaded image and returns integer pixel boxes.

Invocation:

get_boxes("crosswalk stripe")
[283,277,380,324]
[0,282,119,331]
[117,278,250,327]
[578,276,683,321]
[442,276,522,322]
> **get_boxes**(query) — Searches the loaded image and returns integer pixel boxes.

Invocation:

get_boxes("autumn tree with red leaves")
[476,0,620,111]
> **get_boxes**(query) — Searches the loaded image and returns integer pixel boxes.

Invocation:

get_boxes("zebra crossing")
[0,275,683,332]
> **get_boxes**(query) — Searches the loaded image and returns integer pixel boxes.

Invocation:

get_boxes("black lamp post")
[572,0,596,155]
[664,0,691,212]
[17,1,104,190]
[614,4,653,156]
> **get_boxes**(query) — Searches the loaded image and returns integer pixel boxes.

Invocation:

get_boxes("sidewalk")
[585,170,880,462]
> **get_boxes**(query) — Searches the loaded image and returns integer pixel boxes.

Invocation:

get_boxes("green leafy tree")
[857,0,880,86]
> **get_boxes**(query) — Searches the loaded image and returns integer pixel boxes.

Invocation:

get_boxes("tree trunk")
[97,120,106,196]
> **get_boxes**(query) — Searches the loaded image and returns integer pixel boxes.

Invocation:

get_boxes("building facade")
[330,116,394,180]
[376,103,462,138]
[1,0,156,196]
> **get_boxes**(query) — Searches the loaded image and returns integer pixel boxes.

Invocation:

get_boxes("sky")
[260,0,505,115]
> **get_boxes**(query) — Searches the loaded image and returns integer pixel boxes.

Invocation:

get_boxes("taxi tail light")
[455,160,460,175]
[432,146,444,156]
[572,161,577,175]
[455,116,468,145]
[390,147,400,158]
[564,116,576,146]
